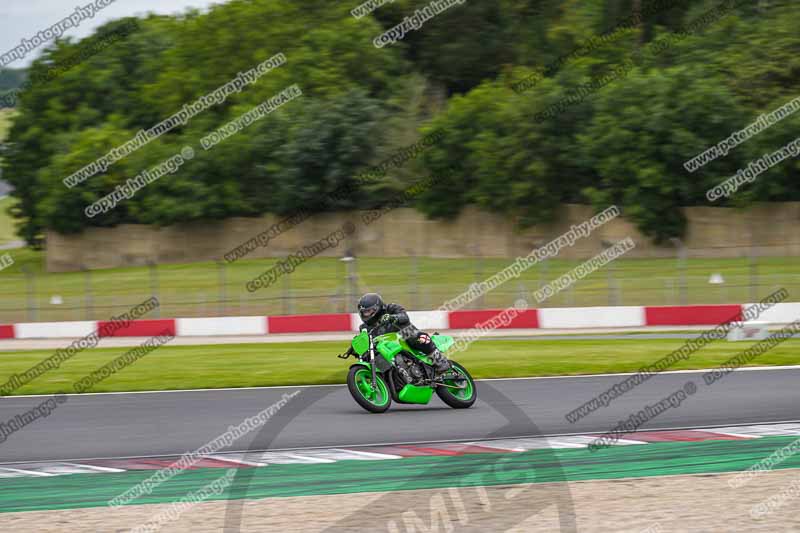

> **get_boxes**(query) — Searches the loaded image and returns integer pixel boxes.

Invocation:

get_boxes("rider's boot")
[431,348,451,374]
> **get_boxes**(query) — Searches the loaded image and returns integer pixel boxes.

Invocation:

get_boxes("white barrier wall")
[406,311,449,331]
[350,313,362,332]
[743,303,800,324]
[4,303,798,339]
[349,311,448,332]
[14,321,98,339]
[175,317,267,336]
[538,306,646,329]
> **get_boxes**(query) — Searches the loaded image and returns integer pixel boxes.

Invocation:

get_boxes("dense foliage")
[0,68,27,95]
[2,0,798,247]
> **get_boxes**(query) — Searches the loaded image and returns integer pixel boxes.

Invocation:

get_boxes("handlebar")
[337,344,357,359]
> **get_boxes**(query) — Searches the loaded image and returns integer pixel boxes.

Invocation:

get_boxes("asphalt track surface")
[1,367,799,464]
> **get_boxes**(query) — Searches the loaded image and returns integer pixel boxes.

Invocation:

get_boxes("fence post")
[83,266,93,320]
[567,278,575,306]
[601,241,618,306]
[341,251,357,311]
[472,244,484,309]
[148,262,160,318]
[22,265,36,321]
[197,293,206,317]
[749,244,759,303]
[350,257,359,308]
[283,268,292,315]
[536,240,548,298]
[216,260,226,316]
[670,238,687,305]
[408,249,419,310]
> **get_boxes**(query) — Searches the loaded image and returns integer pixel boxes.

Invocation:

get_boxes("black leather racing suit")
[360,303,437,357]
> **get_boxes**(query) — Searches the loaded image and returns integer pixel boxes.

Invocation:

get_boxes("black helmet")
[358,293,384,324]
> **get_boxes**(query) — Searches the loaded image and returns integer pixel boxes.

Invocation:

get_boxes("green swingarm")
[338,328,477,413]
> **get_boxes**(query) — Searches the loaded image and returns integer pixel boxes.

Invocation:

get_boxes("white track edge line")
[62,462,126,473]
[2,419,799,467]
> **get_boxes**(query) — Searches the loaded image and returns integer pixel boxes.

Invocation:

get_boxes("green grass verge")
[0,251,797,323]
[0,196,19,245]
[0,108,15,141]
[2,338,798,396]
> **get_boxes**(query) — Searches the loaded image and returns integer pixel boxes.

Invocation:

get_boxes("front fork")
[369,338,378,394]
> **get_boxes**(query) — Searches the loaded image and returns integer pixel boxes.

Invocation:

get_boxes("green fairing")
[375,339,402,362]
[375,332,446,365]
[432,335,453,352]
[397,384,434,404]
[351,331,455,364]
[351,330,369,355]
[373,332,402,345]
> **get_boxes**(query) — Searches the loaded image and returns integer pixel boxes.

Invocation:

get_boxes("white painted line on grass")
[0,467,56,476]
[207,454,269,467]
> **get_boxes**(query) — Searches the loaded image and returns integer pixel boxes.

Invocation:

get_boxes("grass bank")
[1,337,798,395]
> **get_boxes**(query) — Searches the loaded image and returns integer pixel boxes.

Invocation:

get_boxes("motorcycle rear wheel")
[435,361,477,408]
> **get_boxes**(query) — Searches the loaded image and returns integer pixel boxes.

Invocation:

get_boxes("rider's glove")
[380,313,396,324]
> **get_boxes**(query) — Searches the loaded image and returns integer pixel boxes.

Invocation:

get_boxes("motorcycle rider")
[355,293,451,374]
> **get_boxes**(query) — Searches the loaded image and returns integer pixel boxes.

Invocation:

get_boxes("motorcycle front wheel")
[347,366,392,413]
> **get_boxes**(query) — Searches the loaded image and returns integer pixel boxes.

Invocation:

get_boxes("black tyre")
[435,361,477,408]
[347,365,392,413]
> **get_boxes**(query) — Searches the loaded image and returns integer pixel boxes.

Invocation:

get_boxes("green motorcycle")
[338,327,477,413]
